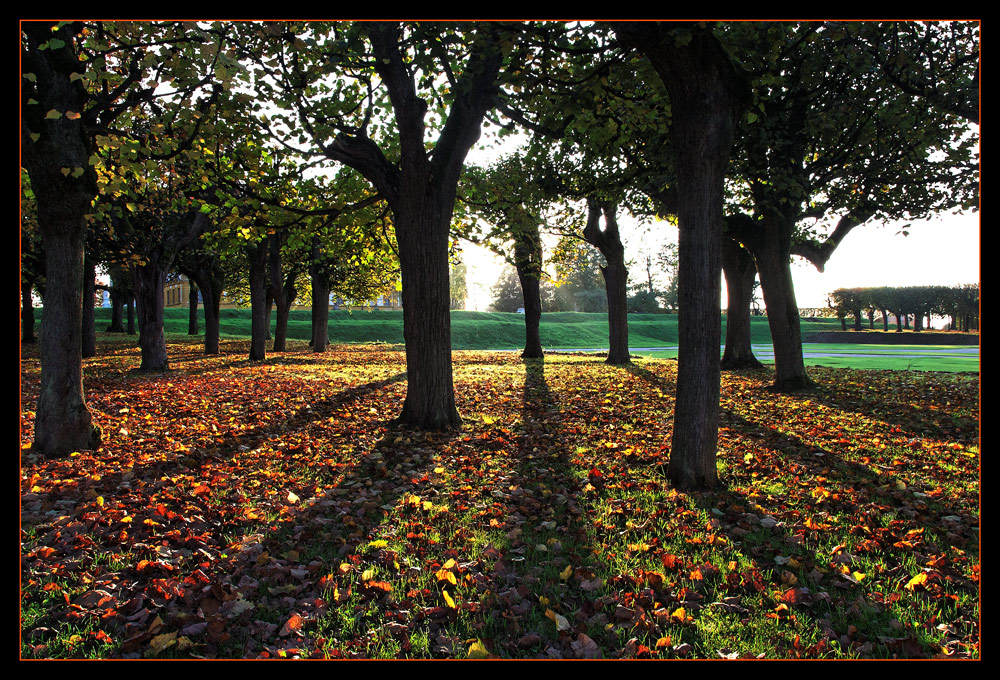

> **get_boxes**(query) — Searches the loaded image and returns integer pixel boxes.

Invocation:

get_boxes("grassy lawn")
[82,308,977,372]
[19,337,979,659]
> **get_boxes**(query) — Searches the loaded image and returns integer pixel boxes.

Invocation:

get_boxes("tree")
[240,22,521,427]
[720,232,763,369]
[723,21,978,391]
[21,20,231,455]
[461,153,551,358]
[449,256,468,311]
[616,22,750,490]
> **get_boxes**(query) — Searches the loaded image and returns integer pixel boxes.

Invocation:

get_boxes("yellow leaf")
[467,640,490,659]
[560,565,574,581]
[287,491,300,504]
[362,568,375,581]
[545,608,570,631]
[443,559,457,570]
[905,573,929,590]
[147,631,178,656]
[443,590,457,609]
[436,568,457,585]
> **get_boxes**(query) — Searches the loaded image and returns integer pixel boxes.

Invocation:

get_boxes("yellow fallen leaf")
[443,590,457,609]
[545,608,570,631]
[436,568,457,585]
[560,565,574,581]
[147,631,178,656]
[467,640,490,659]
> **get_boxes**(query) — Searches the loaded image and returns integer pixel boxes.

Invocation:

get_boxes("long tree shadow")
[20,344,456,658]
[621,363,977,658]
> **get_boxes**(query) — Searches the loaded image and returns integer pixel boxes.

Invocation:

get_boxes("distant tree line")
[828,284,979,332]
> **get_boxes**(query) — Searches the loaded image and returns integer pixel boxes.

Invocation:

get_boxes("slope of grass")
[89,307,846,349]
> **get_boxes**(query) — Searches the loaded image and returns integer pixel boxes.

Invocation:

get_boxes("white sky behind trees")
[459,208,980,318]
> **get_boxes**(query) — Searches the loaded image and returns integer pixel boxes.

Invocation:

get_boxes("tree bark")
[513,220,544,359]
[617,22,749,490]
[750,217,813,391]
[720,236,763,370]
[248,238,269,362]
[309,238,331,353]
[321,23,502,429]
[130,261,169,372]
[394,207,462,428]
[22,21,101,456]
[81,255,96,359]
[269,234,297,353]
[22,282,37,344]
[187,283,199,335]
[584,199,630,365]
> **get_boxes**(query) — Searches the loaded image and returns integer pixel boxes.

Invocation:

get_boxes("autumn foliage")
[20,339,979,659]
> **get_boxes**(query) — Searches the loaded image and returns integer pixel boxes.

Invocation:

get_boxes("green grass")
[82,308,977,372]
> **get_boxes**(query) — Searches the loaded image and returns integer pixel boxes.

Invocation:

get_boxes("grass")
[19,337,980,659]
[81,307,977,372]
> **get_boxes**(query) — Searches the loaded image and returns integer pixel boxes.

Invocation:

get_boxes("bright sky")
[459,208,981,315]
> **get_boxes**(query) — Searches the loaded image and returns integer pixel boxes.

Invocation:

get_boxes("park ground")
[19,336,979,659]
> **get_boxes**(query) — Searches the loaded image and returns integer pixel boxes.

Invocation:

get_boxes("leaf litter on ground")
[20,338,979,659]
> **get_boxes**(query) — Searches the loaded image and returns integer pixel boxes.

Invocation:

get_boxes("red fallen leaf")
[279,613,304,637]
[661,554,681,570]
[192,484,211,496]
[779,588,801,604]
[363,580,393,595]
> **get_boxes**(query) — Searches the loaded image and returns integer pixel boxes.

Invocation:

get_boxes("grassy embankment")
[86,308,978,373]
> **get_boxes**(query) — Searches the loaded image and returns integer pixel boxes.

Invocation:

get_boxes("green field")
[85,307,978,372]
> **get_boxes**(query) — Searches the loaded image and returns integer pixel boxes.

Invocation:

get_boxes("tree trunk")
[248,239,269,362]
[130,262,169,372]
[187,283,199,335]
[600,255,631,365]
[269,235,296,353]
[22,21,102,456]
[513,224,544,359]
[310,239,330,353]
[34,229,101,455]
[108,285,126,333]
[81,256,96,359]
[22,282,37,344]
[394,208,462,428]
[127,297,136,335]
[584,200,630,365]
[616,22,749,490]
[750,217,813,391]
[721,237,763,370]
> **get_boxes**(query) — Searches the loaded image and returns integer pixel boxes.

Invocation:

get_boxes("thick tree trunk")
[394,209,462,428]
[81,256,96,359]
[34,230,101,455]
[600,256,631,365]
[248,239,269,362]
[584,200,630,365]
[748,217,813,391]
[310,239,331,353]
[721,237,763,370]
[108,286,126,333]
[269,235,296,353]
[616,23,749,490]
[130,262,169,372]
[22,21,101,456]
[513,225,544,359]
